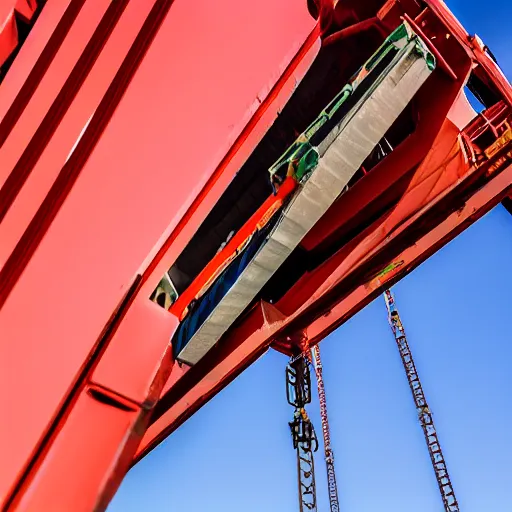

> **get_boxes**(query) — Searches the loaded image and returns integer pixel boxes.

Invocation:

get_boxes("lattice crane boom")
[384,290,461,512]
[311,345,340,512]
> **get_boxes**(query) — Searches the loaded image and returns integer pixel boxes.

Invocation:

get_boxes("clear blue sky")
[108,2,512,510]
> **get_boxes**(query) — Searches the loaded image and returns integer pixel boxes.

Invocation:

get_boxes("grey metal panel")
[178,39,433,365]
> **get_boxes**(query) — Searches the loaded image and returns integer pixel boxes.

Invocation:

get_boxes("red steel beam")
[0,1,39,71]
[305,165,512,344]
[137,156,512,460]
[137,0,512,475]
[1,0,511,510]
[0,0,317,509]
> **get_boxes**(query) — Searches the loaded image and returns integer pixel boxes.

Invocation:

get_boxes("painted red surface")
[304,160,512,343]
[137,0,512,463]
[0,0,110,191]
[0,0,511,510]
[0,0,159,266]
[137,155,512,460]
[0,0,316,507]
[12,391,144,512]
[0,1,38,68]
[138,301,286,459]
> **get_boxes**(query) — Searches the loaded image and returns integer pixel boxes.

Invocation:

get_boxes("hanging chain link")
[384,290,460,512]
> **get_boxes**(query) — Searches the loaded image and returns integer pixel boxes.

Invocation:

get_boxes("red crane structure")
[0,1,511,510]
[384,290,460,512]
